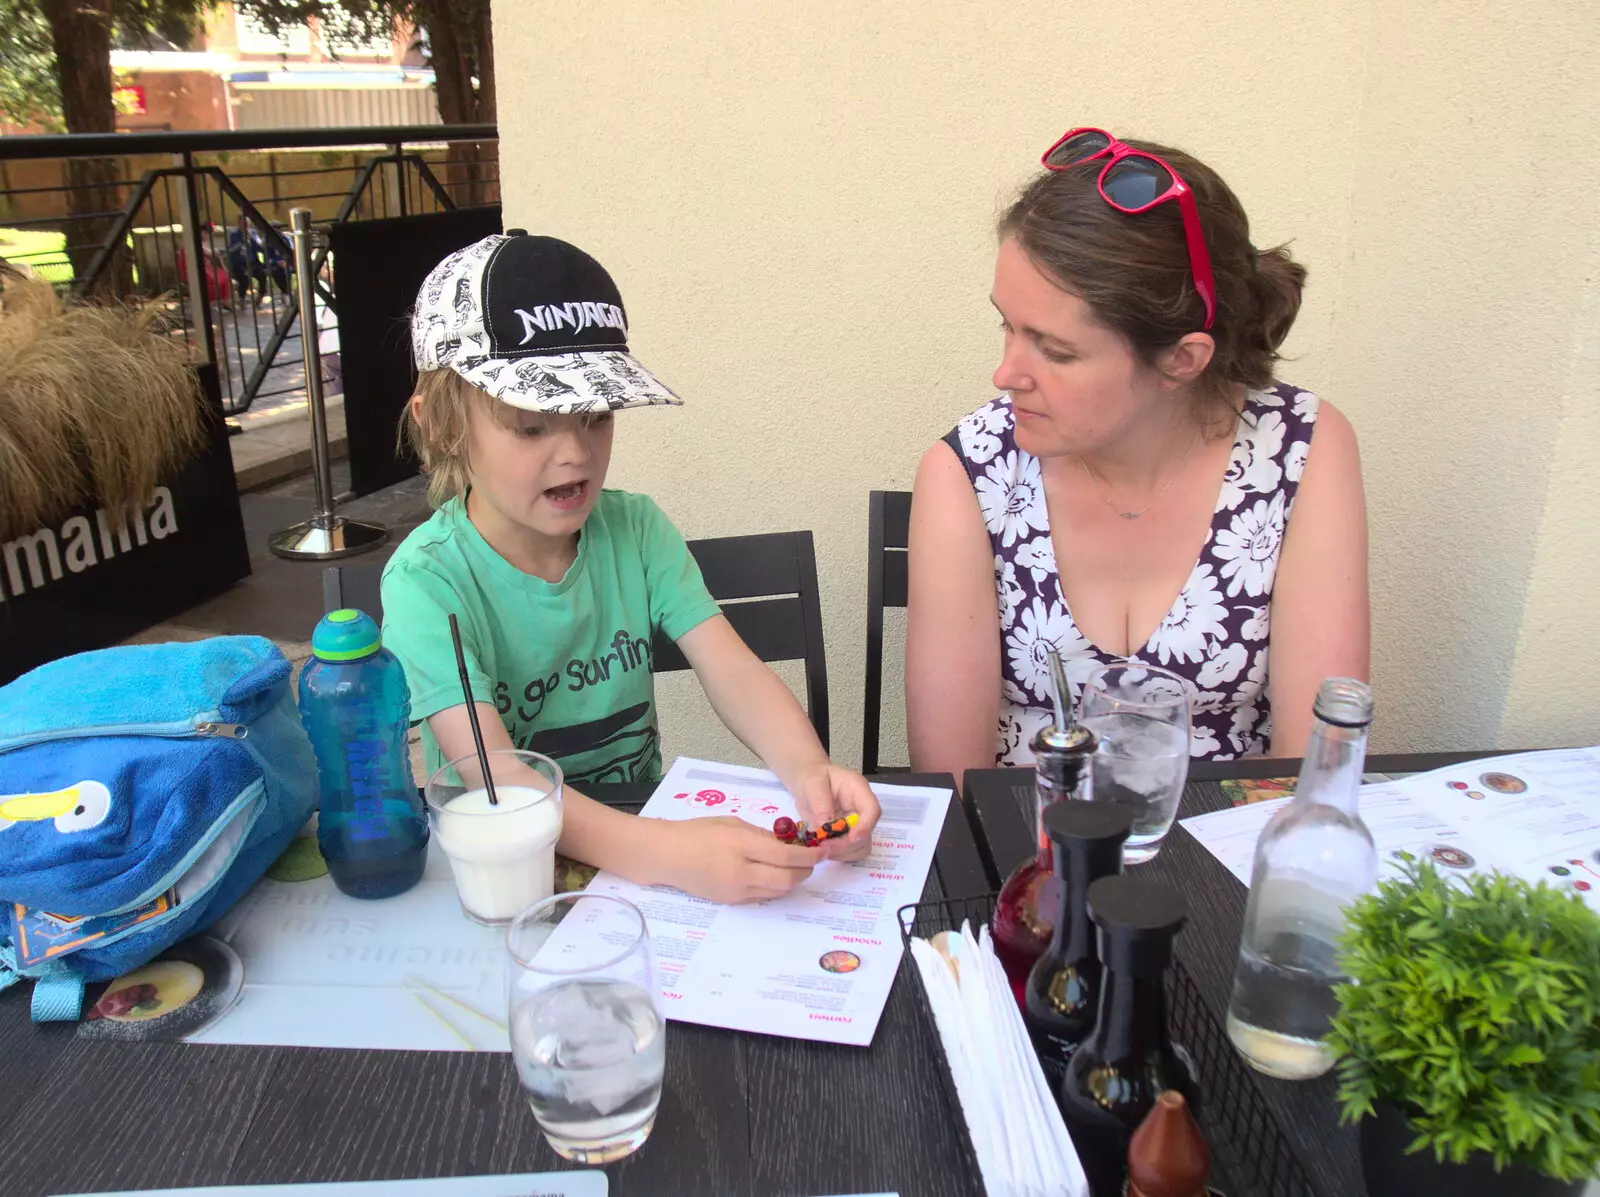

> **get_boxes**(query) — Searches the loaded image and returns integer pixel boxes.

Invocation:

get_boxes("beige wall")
[493,0,1598,766]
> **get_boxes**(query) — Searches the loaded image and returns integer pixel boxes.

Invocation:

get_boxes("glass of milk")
[507,893,664,1163]
[424,749,564,925]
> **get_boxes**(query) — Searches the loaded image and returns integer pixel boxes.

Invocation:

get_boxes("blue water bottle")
[298,608,428,899]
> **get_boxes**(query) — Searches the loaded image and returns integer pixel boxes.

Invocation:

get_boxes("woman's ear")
[1156,332,1215,389]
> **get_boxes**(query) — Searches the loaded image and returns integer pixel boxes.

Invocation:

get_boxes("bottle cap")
[1042,800,1135,849]
[1127,1090,1211,1197]
[1087,874,1188,977]
[312,608,383,662]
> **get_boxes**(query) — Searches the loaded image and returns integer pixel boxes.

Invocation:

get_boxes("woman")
[906,128,1368,780]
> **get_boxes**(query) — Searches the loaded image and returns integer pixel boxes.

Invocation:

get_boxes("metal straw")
[449,613,499,806]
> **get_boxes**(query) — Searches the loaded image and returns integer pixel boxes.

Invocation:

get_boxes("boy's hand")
[661,817,824,905]
[791,763,881,862]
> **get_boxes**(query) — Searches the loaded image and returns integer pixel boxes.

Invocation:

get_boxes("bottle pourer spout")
[1047,645,1070,732]
[1034,645,1091,752]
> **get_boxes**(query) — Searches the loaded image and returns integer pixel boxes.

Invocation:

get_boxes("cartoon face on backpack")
[0,780,111,833]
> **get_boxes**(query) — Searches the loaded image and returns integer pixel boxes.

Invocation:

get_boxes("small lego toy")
[772,812,859,847]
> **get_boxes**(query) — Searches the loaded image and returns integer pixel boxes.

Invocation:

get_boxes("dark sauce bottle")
[1059,875,1198,1197]
[1023,799,1133,1087]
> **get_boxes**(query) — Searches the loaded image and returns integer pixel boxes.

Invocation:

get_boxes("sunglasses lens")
[1102,156,1174,209]
[1044,130,1111,168]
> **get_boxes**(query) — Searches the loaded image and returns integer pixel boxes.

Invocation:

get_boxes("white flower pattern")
[942,387,1315,764]
[1014,536,1057,585]
[1217,411,1286,512]
[1006,597,1091,701]
[974,450,1050,548]
[995,557,1024,629]
[1214,492,1287,598]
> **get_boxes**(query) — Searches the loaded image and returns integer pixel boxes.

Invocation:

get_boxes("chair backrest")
[323,563,385,626]
[327,534,832,752]
[651,531,830,753]
[862,490,912,775]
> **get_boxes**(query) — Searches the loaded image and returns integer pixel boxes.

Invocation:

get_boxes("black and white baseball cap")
[411,231,682,413]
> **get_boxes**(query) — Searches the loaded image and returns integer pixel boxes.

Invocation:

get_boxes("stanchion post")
[266,207,388,561]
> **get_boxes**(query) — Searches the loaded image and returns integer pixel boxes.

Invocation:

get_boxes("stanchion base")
[268,517,389,561]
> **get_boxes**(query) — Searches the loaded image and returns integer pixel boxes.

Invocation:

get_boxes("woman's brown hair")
[999,136,1305,426]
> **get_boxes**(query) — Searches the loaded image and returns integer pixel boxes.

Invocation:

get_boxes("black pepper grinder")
[1058,875,1199,1197]
[1023,799,1134,1087]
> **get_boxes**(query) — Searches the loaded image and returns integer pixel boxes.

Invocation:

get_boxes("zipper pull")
[195,722,249,739]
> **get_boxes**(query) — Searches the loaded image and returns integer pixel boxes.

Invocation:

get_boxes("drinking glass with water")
[1079,663,1193,864]
[507,893,666,1164]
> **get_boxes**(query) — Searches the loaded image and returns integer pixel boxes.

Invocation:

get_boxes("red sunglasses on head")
[1041,127,1216,331]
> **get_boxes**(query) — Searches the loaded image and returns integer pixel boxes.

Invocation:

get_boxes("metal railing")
[0,124,498,418]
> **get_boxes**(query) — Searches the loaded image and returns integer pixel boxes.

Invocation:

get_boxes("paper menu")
[1180,747,1600,910]
[579,757,952,1047]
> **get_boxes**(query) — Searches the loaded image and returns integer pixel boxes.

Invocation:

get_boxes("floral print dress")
[942,384,1319,763]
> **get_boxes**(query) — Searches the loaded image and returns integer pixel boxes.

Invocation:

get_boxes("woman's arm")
[906,440,1002,787]
[675,614,880,857]
[1266,399,1371,757]
[427,703,823,903]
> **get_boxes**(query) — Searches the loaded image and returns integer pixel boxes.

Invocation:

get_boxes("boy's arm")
[427,702,824,904]
[675,614,880,858]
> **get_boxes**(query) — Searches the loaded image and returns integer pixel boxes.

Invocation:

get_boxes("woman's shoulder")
[1245,381,1322,431]
[945,394,1017,469]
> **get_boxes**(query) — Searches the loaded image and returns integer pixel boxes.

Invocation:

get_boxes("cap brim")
[455,350,682,413]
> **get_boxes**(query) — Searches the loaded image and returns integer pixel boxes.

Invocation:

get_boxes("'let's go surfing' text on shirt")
[492,627,655,720]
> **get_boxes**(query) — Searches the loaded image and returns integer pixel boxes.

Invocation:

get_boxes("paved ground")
[229,395,348,493]
[221,296,349,494]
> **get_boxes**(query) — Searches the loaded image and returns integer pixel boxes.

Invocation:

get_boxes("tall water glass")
[1079,663,1193,863]
[507,894,666,1164]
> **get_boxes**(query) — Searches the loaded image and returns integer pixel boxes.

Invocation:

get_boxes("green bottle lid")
[311,608,382,662]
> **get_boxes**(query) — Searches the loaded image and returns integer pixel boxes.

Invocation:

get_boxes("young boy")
[382,231,879,905]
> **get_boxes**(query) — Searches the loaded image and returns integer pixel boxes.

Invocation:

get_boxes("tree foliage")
[236,0,495,123]
[0,0,63,129]
[0,0,208,132]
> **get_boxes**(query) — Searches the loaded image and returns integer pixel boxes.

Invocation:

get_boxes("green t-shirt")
[380,490,720,786]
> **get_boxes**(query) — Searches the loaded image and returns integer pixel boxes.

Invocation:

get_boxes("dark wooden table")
[0,774,988,1197]
[962,749,1510,1197]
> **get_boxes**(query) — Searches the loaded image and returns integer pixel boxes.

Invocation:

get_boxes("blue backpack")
[0,636,317,1021]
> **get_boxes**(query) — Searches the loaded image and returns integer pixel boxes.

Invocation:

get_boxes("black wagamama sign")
[0,363,250,684]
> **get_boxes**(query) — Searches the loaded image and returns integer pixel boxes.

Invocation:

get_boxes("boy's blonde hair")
[403,367,496,508]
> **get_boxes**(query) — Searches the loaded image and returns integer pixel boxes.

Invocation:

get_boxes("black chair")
[862,490,912,775]
[323,530,831,750]
[650,530,830,752]
[323,563,385,625]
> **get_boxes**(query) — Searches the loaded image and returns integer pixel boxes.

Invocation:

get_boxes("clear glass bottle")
[1023,799,1133,1087]
[1058,875,1197,1197]
[1225,677,1377,1080]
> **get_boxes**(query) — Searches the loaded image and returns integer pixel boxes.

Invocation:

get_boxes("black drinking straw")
[448,613,498,806]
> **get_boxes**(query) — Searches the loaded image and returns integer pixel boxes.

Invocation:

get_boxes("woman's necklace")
[1076,433,1200,521]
